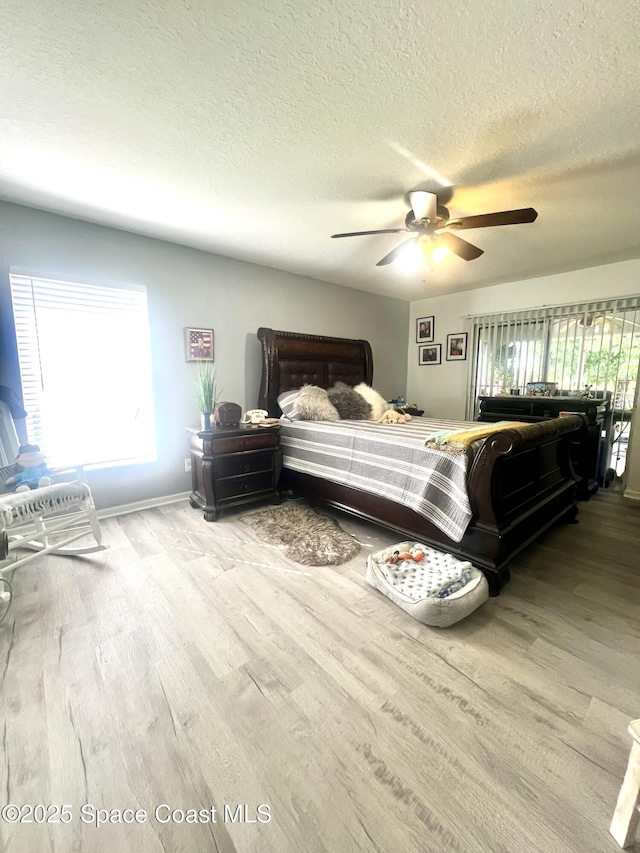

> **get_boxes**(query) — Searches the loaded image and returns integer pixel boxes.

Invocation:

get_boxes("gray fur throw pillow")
[278,385,340,421]
[327,382,373,420]
[297,385,340,421]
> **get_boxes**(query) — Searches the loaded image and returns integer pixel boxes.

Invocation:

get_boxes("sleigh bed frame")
[257,327,586,594]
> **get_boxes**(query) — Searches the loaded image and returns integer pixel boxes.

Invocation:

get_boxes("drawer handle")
[241,482,251,493]
[241,462,251,473]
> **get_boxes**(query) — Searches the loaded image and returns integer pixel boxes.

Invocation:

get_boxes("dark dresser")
[187,425,282,521]
[477,395,612,497]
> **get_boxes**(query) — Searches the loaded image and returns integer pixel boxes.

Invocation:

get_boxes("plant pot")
[200,411,212,431]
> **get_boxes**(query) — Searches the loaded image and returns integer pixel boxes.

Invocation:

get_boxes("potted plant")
[193,362,219,431]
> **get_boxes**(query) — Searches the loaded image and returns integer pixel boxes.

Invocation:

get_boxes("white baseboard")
[623,488,640,502]
[96,491,191,520]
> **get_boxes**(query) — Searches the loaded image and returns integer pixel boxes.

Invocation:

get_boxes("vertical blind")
[10,272,156,468]
[466,296,640,471]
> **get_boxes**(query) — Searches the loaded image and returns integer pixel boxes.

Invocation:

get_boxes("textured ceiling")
[1,0,639,300]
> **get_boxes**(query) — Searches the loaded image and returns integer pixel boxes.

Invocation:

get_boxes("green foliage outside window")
[484,319,639,409]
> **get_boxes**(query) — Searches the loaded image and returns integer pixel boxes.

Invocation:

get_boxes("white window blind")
[467,296,640,413]
[466,296,640,474]
[10,272,156,468]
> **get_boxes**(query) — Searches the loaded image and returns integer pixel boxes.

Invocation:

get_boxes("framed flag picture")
[185,327,214,362]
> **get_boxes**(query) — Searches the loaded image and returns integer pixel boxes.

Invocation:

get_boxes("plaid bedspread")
[279,417,482,542]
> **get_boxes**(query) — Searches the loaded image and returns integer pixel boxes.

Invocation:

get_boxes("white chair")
[0,465,106,621]
[610,719,640,848]
[0,400,20,467]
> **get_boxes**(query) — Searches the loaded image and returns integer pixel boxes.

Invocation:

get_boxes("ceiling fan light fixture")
[431,243,451,264]
[398,239,423,274]
[398,236,449,273]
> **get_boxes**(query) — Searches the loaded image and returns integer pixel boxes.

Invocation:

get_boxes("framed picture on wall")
[416,316,435,343]
[418,343,441,365]
[185,327,214,361]
[446,332,468,361]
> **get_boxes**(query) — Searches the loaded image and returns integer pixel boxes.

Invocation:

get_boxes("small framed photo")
[446,332,468,361]
[416,316,435,343]
[185,327,214,362]
[419,343,441,365]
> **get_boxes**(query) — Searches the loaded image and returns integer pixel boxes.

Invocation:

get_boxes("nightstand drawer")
[213,451,274,478]
[216,471,274,501]
[211,431,279,455]
[187,424,281,521]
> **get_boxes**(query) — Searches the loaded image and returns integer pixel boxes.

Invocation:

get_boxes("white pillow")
[278,389,301,420]
[353,383,391,420]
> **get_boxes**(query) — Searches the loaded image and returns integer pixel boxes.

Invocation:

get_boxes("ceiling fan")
[331,191,538,266]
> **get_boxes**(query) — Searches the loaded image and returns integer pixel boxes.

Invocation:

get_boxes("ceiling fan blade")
[437,232,484,261]
[445,207,538,231]
[331,228,409,238]
[376,237,418,266]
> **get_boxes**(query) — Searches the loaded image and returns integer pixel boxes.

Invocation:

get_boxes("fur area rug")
[241,503,361,566]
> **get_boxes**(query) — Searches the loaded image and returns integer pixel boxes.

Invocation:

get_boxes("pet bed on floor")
[365,540,489,627]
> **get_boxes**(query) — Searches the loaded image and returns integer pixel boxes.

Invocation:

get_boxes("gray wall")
[0,201,409,509]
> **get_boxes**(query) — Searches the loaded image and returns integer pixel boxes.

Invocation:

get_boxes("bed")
[257,327,586,594]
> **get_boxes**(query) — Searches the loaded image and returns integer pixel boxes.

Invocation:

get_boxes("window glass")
[10,273,156,468]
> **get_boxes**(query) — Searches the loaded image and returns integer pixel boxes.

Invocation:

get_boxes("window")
[10,271,156,468]
[467,296,640,476]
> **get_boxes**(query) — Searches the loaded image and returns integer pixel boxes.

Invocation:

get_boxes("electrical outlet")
[184,458,192,472]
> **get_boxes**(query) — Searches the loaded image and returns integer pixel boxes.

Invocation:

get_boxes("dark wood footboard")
[281,414,587,595]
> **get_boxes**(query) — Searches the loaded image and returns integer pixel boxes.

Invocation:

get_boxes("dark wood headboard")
[257,327,374,417]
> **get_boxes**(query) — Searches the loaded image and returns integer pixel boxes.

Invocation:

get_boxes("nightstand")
[187,425,282,521]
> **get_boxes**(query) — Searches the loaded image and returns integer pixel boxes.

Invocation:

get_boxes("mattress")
[279,417,481,542]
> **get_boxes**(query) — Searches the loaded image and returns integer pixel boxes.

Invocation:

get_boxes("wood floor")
[1,490,639,853]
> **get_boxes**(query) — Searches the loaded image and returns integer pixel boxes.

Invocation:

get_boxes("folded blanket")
[0,481,91,528]
[377,548,479,599]
[425,420,528,452]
